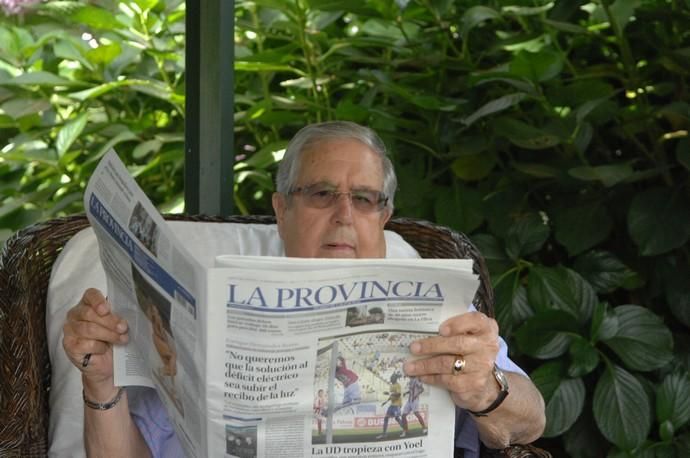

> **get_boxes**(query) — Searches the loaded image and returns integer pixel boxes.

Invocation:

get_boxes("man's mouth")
[324,242,355,250]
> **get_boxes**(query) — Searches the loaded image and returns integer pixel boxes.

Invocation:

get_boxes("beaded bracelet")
[83,387,125,411]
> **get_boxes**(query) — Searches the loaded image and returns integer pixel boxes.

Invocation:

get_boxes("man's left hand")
[403,311,501,412]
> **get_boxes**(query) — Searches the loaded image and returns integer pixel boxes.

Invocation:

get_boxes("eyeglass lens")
[293,185,387,212]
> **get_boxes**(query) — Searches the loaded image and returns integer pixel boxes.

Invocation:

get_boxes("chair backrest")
[1,215,90,456]
[0,214,548,458]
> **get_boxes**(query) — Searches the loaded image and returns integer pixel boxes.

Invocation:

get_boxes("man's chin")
[318,247,357,258]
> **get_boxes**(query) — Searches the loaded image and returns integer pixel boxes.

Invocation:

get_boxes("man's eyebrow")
[350,186,380,192]
[304,181,380,192]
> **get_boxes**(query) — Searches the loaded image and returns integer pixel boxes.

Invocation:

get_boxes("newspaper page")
[84,150,482,458]
[207,256,478,458]
[84,150,209,456]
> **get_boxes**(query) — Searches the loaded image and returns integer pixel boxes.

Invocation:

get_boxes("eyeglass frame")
[287,183,390,213]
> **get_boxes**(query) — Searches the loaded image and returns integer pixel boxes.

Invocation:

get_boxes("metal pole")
[184,0,234,216]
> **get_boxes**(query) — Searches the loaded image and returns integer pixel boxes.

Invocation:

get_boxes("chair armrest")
[487,444,552,457]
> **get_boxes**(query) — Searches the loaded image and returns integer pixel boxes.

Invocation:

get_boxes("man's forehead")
[297,139,384,184]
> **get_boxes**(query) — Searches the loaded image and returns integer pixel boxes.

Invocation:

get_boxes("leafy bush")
[0,0,186,242]
[2,0,690,455]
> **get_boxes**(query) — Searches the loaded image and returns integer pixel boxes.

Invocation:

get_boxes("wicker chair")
[0,214,550,458]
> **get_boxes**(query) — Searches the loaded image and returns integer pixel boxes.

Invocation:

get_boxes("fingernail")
[403,361,415,374]
[116,321,127,333]
[410,342,421,354]
[96,303,108,315]
[439,325,450,336]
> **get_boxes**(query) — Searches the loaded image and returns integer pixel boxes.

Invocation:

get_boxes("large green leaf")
[0,188,57,219]
[664,260,690,329]
[460,5,500,38]
[502,4,554,16]
[0,71,82,87]
[90,131,140,164]
[56,114,88,157]
[470,233,511,274]
[593,364,651,451]
[531,361,586,437]
[69,5,122,30]
[590,302,619,343]
[493,117,561,150]
[628,187,690,256]
[494,275,532,332]
[603,305,673,372]
[86,42,122,65]
[305,0,377,16]
[573,250,640,294]
[527,265,597,323]
[602,0,642,31]
[568,163,634,188]
[394,155,432,217]
[512,161,561,178]
[568,336,600,378]
[132,139,163,160]
[657,372,690,431]
[242,141,288,170]
[504,213,550,260]
[515,310,578,359]
[1,98,51,119]
[552,203,613,257]
[335,99,370,123]
[236,61,303,74]
[509,49,564,82]
[543,377,586,437]
[530,360,564,401]
[563,409,611,458]
[69,79,176,103]
[542,18,588,34]
[53,37,94,71]
[450,152,497,181]
[433,185,484,234]
[470,74,538,96]
[461,93,527,127]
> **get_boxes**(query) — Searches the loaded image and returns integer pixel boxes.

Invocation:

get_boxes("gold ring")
[452,355,466,374]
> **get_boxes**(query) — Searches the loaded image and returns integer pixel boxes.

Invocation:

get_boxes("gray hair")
[275,121,397,210]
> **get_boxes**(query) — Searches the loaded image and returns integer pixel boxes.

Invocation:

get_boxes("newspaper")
[84,150,481,458]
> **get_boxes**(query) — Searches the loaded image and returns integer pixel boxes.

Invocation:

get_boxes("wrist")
[83,387,125,411]
[82,375,119,404]
[468,365,510,417]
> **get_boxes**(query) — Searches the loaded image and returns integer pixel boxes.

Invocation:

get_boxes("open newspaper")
[85,150,481,458]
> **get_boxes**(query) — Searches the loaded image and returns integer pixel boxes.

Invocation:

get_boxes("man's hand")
[402,311,501,413]
[403,311,546,448]
[63,289,154,457]
[62,288,129,400]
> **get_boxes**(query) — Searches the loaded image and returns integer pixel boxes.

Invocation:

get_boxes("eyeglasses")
[288,184,389,213]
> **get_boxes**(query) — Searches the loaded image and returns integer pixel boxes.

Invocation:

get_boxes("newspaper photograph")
[84,150,481,458]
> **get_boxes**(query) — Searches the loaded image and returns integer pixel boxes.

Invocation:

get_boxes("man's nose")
[332,192,354,224]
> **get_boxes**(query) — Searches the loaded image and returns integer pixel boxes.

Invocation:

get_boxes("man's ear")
[272,192,287,237]
[380,207,392,228]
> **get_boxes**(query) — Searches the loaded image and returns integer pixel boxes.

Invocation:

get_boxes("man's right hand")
[62,288,129,400]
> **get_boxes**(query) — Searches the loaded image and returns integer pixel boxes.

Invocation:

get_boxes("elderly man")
[62,121,545,457]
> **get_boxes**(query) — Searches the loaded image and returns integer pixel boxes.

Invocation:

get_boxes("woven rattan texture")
[0,214,90,457]
[0,214,549,458]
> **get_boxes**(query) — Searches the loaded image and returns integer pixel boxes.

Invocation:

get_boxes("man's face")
[273,138,392,259]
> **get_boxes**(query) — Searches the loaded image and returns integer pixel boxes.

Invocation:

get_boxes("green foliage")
[0,0,186,241]
[2,0,690,454]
